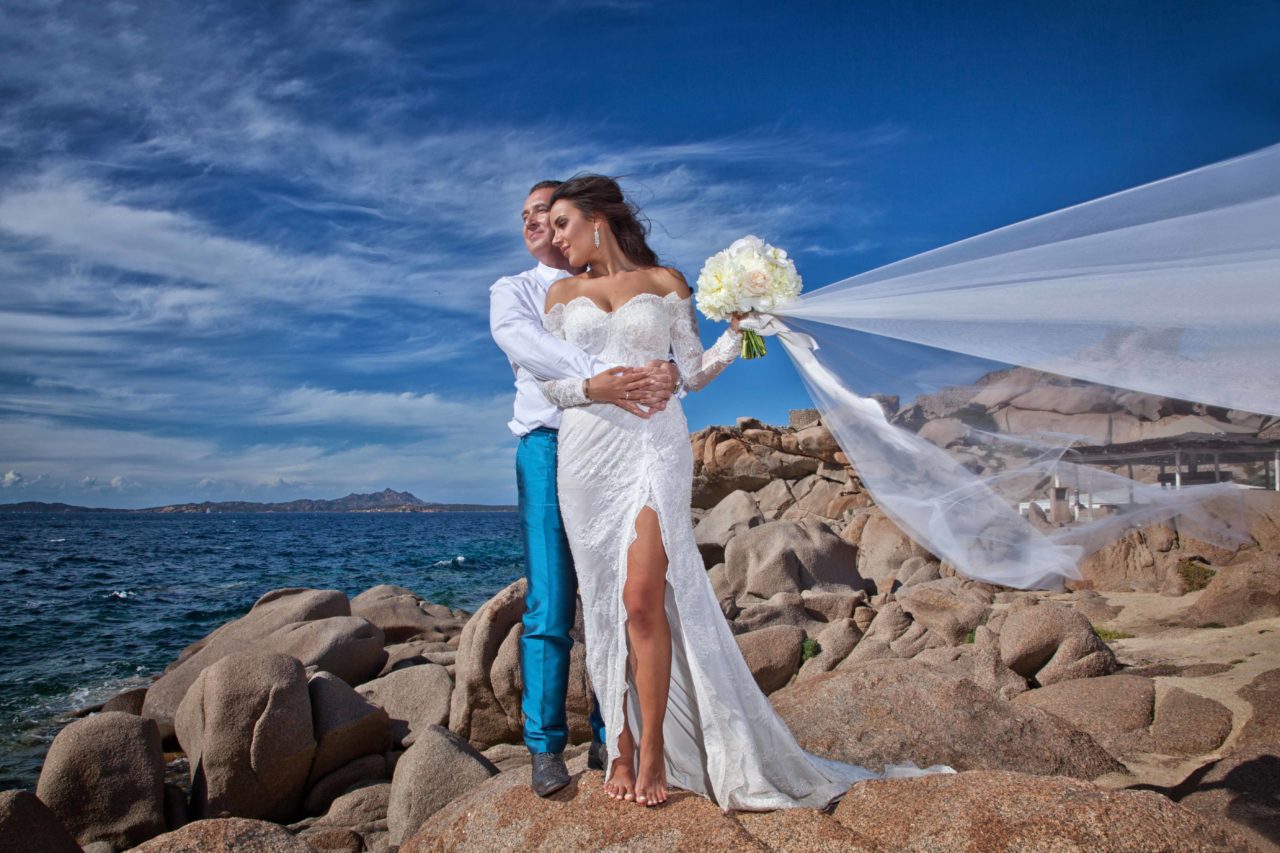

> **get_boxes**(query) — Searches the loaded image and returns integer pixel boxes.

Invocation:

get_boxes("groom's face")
[521,187,555,257]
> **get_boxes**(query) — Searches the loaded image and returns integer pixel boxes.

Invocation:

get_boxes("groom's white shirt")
[490,262,610,436]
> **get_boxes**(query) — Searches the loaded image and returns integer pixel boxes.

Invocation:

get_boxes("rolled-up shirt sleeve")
[489,280,610,380]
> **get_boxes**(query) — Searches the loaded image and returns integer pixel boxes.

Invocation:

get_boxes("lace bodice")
[538,292,741,407]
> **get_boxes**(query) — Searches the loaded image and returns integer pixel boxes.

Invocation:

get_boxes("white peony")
[695,235,803,357]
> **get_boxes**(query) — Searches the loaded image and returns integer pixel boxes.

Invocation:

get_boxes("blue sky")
[1,0,1277,507]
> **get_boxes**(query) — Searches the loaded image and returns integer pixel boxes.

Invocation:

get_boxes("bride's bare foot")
[634,739,668,807]
[604,729,637,801]
[605,755,636,801]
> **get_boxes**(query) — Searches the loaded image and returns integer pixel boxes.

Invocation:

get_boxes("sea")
[0,511,524,791]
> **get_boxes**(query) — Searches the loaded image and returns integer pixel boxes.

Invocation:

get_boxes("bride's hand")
[586,366,655,418]
[730,312,745,333]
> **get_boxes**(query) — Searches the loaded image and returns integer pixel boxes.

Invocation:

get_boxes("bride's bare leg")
[623,507,671,807]
[604,680,636,800]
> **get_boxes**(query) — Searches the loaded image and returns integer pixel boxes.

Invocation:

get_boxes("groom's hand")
[639,360,679,412]
[585,367,657,418]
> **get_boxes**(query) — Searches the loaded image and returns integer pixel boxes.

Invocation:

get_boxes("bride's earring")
[593,226,601,249]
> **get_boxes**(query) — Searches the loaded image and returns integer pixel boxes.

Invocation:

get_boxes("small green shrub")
[963,629,976,644]
[801,637,821,661]
[1093,626,1135,641]
[1177,559,1216,592]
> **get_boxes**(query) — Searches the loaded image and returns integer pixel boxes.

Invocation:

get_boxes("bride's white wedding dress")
[539,291,902,810]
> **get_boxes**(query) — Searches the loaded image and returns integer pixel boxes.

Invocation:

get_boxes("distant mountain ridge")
[0,488,516,513]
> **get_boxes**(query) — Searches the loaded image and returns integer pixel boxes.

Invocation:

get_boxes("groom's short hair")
[528,179,562,194]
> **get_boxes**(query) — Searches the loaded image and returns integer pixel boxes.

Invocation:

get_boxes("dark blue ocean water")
[0,511,523,791]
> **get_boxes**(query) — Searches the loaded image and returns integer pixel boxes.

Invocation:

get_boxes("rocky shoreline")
[2,411,1278,852]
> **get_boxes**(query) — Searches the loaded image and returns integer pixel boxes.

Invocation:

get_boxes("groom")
[489,179,678,796]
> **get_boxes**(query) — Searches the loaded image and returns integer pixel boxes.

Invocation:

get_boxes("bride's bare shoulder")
[648,266,692,299]
[545,274,586,311]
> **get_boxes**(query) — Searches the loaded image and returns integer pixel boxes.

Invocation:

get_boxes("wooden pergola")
[1066,432,1280,491]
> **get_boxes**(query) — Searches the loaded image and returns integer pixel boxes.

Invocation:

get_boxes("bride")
[535,175,924,811]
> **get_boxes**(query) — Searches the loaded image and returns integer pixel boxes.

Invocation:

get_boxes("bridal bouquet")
[695,235,802,359]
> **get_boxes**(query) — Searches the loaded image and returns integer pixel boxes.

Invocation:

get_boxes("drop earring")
[593,226,601,248]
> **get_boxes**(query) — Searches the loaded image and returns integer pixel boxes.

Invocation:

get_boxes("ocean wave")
[107,590,136,600]
[432,555,466,567]
[47,538,66,543]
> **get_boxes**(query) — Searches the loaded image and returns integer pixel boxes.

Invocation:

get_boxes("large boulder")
[35,711,166,848]
[1168,668,1280,850]
[132,817,316,852]
[1012,674,1155,756]
[0,790,81,853]
[175,652,316,822]
[834,770,1237,852]
[796,617,862,680]
[355,664,452,748]
[387,725,498,845]
[351,585,465,643]
[693,489,764,565]
[142,588,349,734]
[770,659,1123,779]
[447,580,526,747]
[998,601,1118,686]
[307,672,391,786]
[401,763,765,853]
[262,616,386,686]
[1186,552,1280,627]
[895,578,991,645]
[722,519,866,603]
[302,754,386,816]
[734,625,806,695]
[854,508,931,593]
[1152,687,1233,756]
[447,581,595,749]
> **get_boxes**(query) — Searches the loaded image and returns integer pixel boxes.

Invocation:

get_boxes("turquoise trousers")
[516,427,606,754]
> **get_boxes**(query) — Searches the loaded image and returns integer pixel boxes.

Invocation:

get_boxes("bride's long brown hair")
[549,175,660,268]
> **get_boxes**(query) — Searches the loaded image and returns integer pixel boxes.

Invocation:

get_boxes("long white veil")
[753,143,1280,590]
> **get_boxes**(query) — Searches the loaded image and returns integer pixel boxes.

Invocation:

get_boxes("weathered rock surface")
[723,519,865,603]
[401,765,762,852]
[103,686,148,715]
[694,489,764,565]
[355,664,450,748]
[262,616,386,686]
[835,770,1238,852]
[797,617,862,680]
[36,711,166,848]
[132,817,317,852]
[352,584,465,643]
[1187,552,1280,627]
[303,754,386,816]
[999,601,1118,685]
[448,579,596,749]
[735,624,805,694]
[771,659,1123,779]
[1013,674,1155,756]
[387,725,498,845]
[1166,750,1280,853]
[142,588,350,734]
[1152,686,1233,756]
[0,790,81,853]
[175,652,316,822]
[447,579,526,747]
[307,672,390,786]
[895,577,991,645]
[854,508,931,593]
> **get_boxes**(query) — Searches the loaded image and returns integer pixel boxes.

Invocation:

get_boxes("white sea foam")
[432,555,466,567]
[107,590,135,600]
[47,538,66,543]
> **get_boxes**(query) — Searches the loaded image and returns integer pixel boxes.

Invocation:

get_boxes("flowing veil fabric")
[749,143,1280,589]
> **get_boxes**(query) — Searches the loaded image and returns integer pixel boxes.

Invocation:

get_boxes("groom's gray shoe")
[587,739,608,772]
[531,753,571,797]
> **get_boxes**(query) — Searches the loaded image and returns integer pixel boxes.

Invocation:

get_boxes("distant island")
[0,488,517,514]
